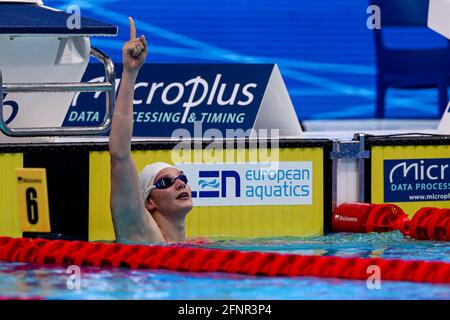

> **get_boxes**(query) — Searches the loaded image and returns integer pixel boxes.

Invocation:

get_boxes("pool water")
[0,231,449,300]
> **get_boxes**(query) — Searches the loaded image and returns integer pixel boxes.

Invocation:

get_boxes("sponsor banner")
[63,63,302,138]
[384,158,450,202]
[176,161,313,206]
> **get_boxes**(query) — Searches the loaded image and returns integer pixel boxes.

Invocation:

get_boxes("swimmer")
[109,17,193,243]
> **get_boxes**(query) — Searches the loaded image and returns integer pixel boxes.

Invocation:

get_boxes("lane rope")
[0,236,448,283]
[333,203,450,241]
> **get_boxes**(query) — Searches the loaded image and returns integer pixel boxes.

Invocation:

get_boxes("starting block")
[0,0,117,139]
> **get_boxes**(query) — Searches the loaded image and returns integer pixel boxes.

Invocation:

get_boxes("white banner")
[437,101,450,134]
[176,161,313,206]
[428,0,450,40]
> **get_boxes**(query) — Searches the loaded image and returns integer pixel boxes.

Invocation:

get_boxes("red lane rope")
[0,237,448,284]
[333,203,450,241]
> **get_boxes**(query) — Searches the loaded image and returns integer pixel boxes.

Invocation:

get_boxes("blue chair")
[371,0,450,118]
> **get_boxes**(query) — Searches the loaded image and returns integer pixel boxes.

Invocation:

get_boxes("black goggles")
[153,174,188,190]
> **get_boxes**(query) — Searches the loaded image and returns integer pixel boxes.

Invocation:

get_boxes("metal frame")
[0,47,115,137]
[330,133,371,210]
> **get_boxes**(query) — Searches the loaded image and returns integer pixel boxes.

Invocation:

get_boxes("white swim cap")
[139,162,176,201]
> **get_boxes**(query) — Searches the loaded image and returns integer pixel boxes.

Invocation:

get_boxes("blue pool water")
[0,231,449,300]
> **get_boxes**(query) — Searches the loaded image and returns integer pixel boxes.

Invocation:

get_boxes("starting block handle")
[0,47,115,137]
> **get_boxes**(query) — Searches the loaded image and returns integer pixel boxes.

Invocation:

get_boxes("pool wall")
[0,139,333,241]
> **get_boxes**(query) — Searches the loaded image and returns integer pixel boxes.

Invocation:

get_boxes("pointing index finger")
[129,16,136,40]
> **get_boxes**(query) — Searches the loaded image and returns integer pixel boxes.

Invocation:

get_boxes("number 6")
[26,187,39,224]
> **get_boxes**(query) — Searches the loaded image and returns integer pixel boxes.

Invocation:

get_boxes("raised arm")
[109,17,165,243]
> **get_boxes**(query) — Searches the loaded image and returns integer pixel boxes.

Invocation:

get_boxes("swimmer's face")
[145,167,193,216]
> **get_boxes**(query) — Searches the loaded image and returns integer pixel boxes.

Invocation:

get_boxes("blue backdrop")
[47,0,448,120]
